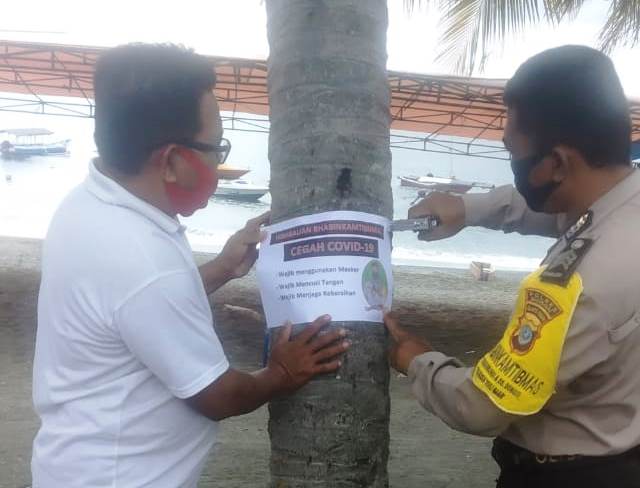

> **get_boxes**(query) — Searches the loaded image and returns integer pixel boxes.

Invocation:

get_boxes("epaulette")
[541,210,593,286]
[564,211,592,242]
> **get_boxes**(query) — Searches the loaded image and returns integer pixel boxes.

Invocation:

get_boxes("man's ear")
[155,144,179,183]
[549,145,574,183]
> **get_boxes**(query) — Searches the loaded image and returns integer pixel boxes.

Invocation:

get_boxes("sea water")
[0,112,552,271]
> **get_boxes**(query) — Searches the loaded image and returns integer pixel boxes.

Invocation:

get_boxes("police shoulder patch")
[472,267,583,415]
[541,238,592,286]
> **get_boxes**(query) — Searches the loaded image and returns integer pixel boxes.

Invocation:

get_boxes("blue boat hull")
[1,141,69,159]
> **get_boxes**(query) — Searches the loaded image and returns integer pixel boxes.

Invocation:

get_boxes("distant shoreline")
[0,234,530,279]
[0,232,524,360]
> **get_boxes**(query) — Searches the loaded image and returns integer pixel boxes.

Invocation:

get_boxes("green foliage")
[403,0,640,75]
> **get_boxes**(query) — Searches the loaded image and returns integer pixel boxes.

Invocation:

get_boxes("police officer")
[385,45,640,487]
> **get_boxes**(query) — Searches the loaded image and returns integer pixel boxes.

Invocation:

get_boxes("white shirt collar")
[85,159,186,235]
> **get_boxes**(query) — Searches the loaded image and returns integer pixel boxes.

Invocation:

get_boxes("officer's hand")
[408,192,465,241]
[268,315,350,394]
[218,211,271,279]
[384,312,432,375]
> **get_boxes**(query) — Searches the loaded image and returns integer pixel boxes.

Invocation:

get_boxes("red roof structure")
[1,40,639,160]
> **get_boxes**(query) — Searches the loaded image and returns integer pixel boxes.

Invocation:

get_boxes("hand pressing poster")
[256,211,393,328]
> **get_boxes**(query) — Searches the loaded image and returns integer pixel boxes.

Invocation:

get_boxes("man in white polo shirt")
[31,43,350,487]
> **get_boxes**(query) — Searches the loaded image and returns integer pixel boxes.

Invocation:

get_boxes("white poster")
[257,211,393,328]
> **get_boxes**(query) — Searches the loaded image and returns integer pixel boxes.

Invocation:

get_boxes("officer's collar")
[556,168,639,243]
[588,168,640,228]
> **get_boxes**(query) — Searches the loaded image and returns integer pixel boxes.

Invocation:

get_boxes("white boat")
[470,261,495,281]
[399,175,494,194]
[0,128,70,160]
[213,179,269,201]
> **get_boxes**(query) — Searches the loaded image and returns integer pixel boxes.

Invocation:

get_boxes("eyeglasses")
[176,137,231,165]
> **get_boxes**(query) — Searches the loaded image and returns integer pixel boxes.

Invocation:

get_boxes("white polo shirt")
[32,160,229,487]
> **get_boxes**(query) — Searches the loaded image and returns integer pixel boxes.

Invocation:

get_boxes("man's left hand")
[218,211,271,280]
[384,312,433,375]
[200,211,271,294]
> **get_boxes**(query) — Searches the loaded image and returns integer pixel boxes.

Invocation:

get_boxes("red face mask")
[164,147,218,217]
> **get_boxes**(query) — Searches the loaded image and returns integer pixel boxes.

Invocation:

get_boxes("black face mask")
[511,153,560,212]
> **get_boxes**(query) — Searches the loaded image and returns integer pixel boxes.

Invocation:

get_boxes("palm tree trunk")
[266,0,392,486]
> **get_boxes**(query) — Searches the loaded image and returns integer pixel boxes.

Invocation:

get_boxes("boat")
[217,164,250,180]
[0,128,70,159]
[399,175,494,194]
[212,179,269,201]
[470,261,495,281]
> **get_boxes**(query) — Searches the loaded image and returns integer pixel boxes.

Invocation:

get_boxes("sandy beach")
[0,236,526,488]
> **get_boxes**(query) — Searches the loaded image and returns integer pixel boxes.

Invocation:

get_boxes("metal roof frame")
[1,40,639,161]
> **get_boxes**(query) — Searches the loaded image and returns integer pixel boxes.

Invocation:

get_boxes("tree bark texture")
[266,1,392,486]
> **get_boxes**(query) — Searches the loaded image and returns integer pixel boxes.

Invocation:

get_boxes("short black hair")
[94,43,217,174]
[504,45,631,167]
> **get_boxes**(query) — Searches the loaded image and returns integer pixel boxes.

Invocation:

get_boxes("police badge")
[510,288,562,354]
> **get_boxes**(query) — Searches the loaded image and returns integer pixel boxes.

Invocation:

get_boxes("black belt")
[492,437,640,471]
